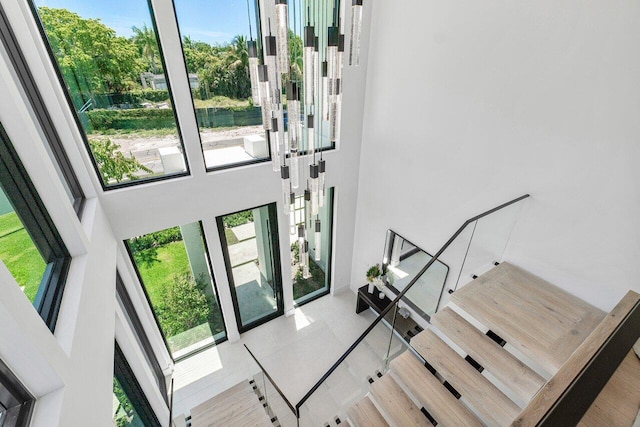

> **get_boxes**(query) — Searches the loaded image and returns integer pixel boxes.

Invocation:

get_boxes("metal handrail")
[294,194,530,416]
[244,344,297,415]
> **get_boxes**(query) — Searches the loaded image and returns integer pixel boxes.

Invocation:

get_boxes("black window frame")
[0,123,71,332]
[124,221,228,362]
[293,187,335,307]
[172,0,278,173]
[0,358,34,427]
[116,273,169,404]
[114,341,161,427]
[0,4,85,216]
[26,0,191,191]
[216,202,284,334]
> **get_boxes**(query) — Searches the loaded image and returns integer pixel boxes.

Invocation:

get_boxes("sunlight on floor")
[294,309,313,331]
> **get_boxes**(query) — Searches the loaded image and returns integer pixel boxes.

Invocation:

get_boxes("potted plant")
[366,264,386,298]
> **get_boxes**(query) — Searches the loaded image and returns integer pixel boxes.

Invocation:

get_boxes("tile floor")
[171,289,382,424]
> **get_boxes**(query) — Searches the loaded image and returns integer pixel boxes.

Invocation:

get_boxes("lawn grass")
[137,241,190,304]
[0,210,23,237]
[133,239,227,354]
[224,228,239,245]
[293,258,327,301]
[0,212,46,301]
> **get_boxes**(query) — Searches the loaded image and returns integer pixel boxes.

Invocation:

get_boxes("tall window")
[0,358,34,427]
[116,273,167,402]
[0,4,85,215]
[0,124,71,331]
[291,187,333,305]
[29,0,189,188]
[173,0,270,170]
[125,223,226,360]
[113,342,161,427]
[217,203,283,332]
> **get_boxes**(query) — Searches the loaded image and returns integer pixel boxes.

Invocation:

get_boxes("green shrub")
[129,226,182,252]
[156,273,210,337]
[86,108,176,131]
[88,137,152,183]
[223,211,254,228]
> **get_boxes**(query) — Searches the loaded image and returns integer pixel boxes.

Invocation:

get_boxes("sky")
[34,0,256,45]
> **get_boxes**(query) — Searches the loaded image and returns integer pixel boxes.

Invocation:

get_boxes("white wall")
[0,0,373,424]
[352,0,640,312]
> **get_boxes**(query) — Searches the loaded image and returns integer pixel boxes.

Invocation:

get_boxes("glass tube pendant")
[309,164,319,216]
[349,0,363,66]
[321,61,329,121]
[303,241,311,278]
[337,34,345,81]
[318,159,326,207]
[307,114,315,157]
[289,192,296,235]
[329,101,339,142]
[298,225,306,266]
[274,105,285,162]
[303,25,315,107]
[275,0,290,73]
[264,34,280,104]
[290,150,300,189]
[327,26,339,101]
[314,37,320,109]
[258,65,272,131]
[270,116,280,171]
[247,40,261,105]
[287,82,301,152]
[314,220,321,261]
[281,165,290,214]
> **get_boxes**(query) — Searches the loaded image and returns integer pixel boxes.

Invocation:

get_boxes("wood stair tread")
[190,381,271,427]
[432,307,545,403]
[347,396,389,427]
[370,374,431,427]
[451,262,605,373]
[390,351,482,426]
[190,381,254,418]
[412,328,521,426]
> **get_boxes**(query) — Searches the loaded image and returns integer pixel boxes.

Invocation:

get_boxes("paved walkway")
[231,223,256,241]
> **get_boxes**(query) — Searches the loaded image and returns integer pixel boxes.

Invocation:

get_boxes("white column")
[201,218,240,342]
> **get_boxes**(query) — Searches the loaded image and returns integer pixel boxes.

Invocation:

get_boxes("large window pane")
[0,123,71,331]
[0,358,35,426]
[113,377,143,427]
[126,223,225,360]
[114,342,160,427]
[218,204,283,331]
[30,1,188,187]
[173,0,270,170]
[0,5,85,215]
[291,187,333,305]
[0,187,46,302]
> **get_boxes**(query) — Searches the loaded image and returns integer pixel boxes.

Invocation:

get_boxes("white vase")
[367,282,374,293]
[378,291,385,299]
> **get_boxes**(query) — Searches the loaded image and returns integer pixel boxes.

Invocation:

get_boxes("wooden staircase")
[189,380,273,427]
[345,262,619,427]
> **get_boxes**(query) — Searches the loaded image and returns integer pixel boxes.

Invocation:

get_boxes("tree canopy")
[39,7,143,106]
[38,6,305,104]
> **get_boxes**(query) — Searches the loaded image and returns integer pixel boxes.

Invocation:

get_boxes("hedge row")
[85,106,262,131]
[89,89,202,109]
[128,227,183,253]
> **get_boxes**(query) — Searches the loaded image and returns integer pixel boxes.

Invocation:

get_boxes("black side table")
[356,284,392,314]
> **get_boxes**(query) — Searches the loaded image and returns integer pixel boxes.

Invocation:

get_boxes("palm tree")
[131,24,159,74]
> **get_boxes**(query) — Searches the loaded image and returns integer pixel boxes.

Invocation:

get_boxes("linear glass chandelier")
[247,0,359,266]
